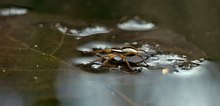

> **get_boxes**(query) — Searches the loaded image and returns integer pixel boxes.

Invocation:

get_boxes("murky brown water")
[0,1,220,106]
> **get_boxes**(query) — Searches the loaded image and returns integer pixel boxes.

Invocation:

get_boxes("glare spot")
[91,64,102,69]
[117,17,155,31]
[75,37,82,40]
[0,7,28,16]
[55,23,111,38]
[162,68,169,75]
[71,26,110,36]
[42,53,46,56]
[55,23,68,33]
[33,76,38,80]
[132,42,138,45]
[72,57,95,65]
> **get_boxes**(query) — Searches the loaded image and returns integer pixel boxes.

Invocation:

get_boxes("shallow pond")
[0,1,220,106]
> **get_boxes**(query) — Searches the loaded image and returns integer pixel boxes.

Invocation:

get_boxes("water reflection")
[0,7,28,16]
[150,61,220,106]
[56,60,220,106]
[56,68,120,106]
[74,41,205,74]
[55,23,110,39]
[117,16,156,31]
[0,88,24,106]
[76,41,124,52]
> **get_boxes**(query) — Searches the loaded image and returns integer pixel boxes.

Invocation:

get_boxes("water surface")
[0,1,220,106]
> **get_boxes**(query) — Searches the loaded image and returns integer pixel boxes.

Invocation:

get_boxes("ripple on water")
[0,7,28,16]
[117,16,156,31]
[55,23,111,39]
[72,41,206,74]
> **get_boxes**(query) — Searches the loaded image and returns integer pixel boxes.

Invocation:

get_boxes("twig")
[106,85,139,106]
[4,34,73,67]
[50,33,65,55]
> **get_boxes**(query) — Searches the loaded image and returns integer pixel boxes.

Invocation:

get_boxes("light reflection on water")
[0,88,24,106]
[117,16,156,31]
[55,23,111,39]
[56,60,220,106]
[76,41,124,52]
[56,68,118,106]
[74,41,205,74]
[0,7,28,16]
[149,61,220,106]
